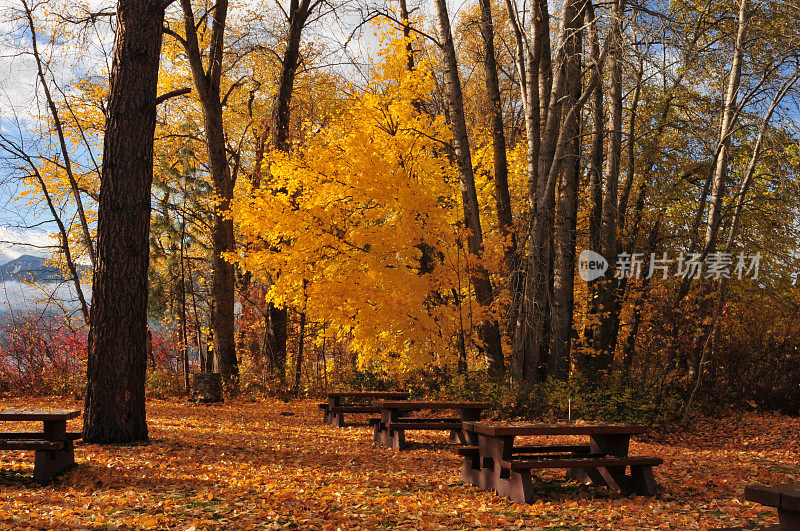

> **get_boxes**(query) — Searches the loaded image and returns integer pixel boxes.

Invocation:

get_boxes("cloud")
[0,0,115,123]
[0,226,54,264]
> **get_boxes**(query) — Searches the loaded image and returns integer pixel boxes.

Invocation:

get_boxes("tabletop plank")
[0,410,81,422]
[462,421,648,436]
[378,401,491,410]
[746,484,800,510]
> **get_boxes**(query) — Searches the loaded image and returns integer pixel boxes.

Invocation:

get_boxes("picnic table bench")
[457,421,662,503]
[723,484,800,530]
[0,409,82,483]
[373,401,490,450]
[318,391,409,427]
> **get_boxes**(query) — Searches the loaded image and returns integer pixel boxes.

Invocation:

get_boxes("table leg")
[490,435,533,504]
[779,508,800,529]
[35,420,73,484]
[377,408,405,450]
[460,436,481,486]
[568,434,632,493]
[457,408,481,446]
[474,434,533,502]
[630,464,658,496]
[325,397,335,424]
[328,397,346,427]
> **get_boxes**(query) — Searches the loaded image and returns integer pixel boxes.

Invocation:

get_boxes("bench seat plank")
[465,422,648,437]
[0,439,64,451]
[393,417,460,423]
[457,444,592,457]
[745,484,800,510]
[514,444,592,454]
[500,456,663,470]
[0,431,82,441]
[328,406,381,413]
[0,410,81,422]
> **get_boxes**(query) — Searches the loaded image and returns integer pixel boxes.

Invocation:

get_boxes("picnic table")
[457,421,662,503]
[742,483,800,530]
[319,391,410,427]
[373,401,491,450]
[0,409,82,483]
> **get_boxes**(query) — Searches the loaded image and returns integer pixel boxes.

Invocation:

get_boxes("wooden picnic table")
[319,391,410,427]
[0,409,82,483]
[373,401,491,450]
[743,483,800,530]
[458,421,662,503]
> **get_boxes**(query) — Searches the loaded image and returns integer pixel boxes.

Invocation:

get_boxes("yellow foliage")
[232,33,488,373]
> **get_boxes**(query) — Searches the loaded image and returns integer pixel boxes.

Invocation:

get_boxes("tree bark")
[294,311,306,393]
[582,0,604,350]
[518,0,588,383]
[260,0,319,385]
[84,0,168,444]
[433,0,505,378]
[585,0,603,257]
[505,0,542,373]
[592,0,626,375]
[549,12,583,379]
[478,0,513,252]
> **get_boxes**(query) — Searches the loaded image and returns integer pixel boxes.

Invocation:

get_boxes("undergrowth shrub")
[337,367,688,424]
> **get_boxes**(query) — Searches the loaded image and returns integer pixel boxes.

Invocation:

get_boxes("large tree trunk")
[84,0,168,444]
[689,70,798,396]
[591,0,626,375]
[581,1,604,351]
[433,0,504,378]
[585,0,603,257]
[478,0,513,257]
[518,0,587,383]
[549,13,583,379]
[177,0,238,391]
[505,0,542,373]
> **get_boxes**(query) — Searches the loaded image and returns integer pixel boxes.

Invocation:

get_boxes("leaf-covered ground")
[0,397,796,529]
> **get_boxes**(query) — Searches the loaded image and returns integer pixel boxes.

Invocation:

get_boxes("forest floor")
[0,397,797,530]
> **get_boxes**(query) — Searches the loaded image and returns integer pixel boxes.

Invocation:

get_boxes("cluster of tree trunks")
[430,0,788,387]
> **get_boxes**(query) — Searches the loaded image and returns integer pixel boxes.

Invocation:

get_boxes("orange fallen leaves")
[0,397,794,529]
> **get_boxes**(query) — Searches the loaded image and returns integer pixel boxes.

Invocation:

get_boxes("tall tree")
[168,0,239,391]
[677,0,750,302]
[433,0,504,378]
[703,0,749,254]
[549,5,583,379]
[517,0,590,383]
[477,0,514,264]
[84,0,172,443]
[261,0,321,383]
[591,0,627,374]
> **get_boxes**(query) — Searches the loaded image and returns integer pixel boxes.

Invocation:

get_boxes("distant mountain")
[0,255,89,284]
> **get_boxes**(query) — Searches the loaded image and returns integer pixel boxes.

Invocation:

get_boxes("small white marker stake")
[568,398,571,421]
